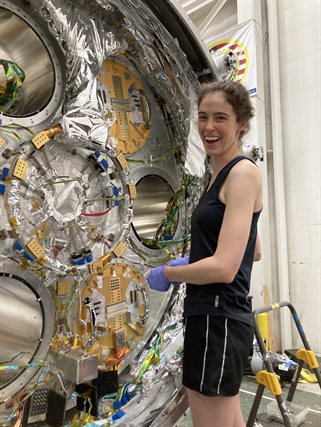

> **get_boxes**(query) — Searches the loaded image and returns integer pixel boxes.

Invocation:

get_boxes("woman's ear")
[239,119,248,133]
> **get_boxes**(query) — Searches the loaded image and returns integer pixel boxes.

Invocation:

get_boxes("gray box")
[50,349,98,384]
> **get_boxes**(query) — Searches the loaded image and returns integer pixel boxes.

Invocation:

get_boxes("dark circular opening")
[0,7,55,116]
[132,174,175,248]
[0,274,43,388]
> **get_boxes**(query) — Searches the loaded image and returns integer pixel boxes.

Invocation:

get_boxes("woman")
[148,80,263,427]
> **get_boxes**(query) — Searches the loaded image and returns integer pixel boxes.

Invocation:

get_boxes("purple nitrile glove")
[148,265,171,292]
[148,256,189,292]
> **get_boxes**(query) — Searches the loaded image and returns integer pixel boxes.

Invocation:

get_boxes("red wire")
[80,208,112,217]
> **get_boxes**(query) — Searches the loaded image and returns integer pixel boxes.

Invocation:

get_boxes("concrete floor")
[174,375,321,427]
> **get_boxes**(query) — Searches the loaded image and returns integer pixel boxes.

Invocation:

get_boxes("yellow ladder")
[247,301,321,427]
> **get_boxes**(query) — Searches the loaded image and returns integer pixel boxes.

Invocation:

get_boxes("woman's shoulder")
[230,158,262,181]
[220,158,262,208]
[225,158,262,199]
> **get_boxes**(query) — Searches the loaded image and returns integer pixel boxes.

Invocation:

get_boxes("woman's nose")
[205,119,216,130]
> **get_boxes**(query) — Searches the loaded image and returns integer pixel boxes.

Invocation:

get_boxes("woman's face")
[197,91,246,159]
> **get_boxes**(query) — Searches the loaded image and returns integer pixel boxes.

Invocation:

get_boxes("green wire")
[0,60,25,113]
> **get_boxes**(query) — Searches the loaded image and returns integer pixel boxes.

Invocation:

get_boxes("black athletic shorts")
[182,315,254,396]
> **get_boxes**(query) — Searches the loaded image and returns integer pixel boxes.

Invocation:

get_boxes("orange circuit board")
[75,260,148,370]
[99,59,151,154]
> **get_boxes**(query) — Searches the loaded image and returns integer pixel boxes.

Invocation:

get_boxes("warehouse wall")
[275,0,321,352]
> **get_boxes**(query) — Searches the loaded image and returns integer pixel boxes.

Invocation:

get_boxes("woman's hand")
[147,256,189,292]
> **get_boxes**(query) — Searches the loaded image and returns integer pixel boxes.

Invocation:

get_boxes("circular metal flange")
[2,138,134,277]
[0,262,55,402]
[72,259,149,369]
[70,257,172,374]
[0,0,65,126]
[129,166,186,262]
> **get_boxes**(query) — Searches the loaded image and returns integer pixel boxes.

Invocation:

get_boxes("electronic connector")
[26,237,45,259]
[13,158,29,179]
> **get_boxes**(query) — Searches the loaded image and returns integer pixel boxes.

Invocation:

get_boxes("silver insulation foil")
[0,0,213,424]
[41,0,128,145]
[39,0,205,178]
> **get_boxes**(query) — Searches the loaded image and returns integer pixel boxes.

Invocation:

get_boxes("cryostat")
[0,0,219,426]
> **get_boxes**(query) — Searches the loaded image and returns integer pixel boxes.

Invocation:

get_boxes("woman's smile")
[205,136,220,144]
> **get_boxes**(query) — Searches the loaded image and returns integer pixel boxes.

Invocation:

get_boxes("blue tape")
[1,167,9,180]
[86,254,93,263]
[23,251,34,262]
[14,241,23,251]
[100,159,108,169]
[112,409,125,421]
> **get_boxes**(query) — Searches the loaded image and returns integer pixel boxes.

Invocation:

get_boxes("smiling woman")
[148,80,262,427]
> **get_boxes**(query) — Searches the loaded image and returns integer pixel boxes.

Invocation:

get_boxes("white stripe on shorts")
[217,318,228,394]
[200,315,209,392]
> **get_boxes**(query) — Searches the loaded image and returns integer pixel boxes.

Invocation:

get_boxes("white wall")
[240,0,321,352]
[276,0,321,352]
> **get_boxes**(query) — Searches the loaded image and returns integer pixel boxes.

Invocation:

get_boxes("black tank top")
[183,156,261,325]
